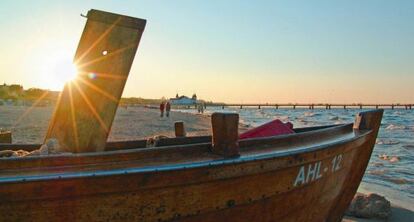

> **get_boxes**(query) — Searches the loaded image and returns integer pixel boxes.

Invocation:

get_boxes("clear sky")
[0,0,413,103]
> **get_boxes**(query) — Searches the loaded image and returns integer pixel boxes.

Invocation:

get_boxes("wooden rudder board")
[45,9,146,152]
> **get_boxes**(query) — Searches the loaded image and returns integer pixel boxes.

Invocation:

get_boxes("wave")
[368,169,388,176]
[402,144,414,149]
[371,162,385,167]
[329,116,339,121]
[376,139,400,145]
[378,154,400,163]
[239,119,251,128]
[383,176,409,185]
[385,124,407,130]
[276,116,290,121]
[303,112,319,117]
[334,121,346,125]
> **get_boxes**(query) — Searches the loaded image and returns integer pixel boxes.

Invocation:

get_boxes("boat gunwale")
[0,123,351,164]
[0,124,341,152]
[0,124,372,184]
[0,123,356,170]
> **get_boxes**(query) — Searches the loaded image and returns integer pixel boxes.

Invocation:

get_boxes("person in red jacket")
[166,101,171,117]
[160,101,165,117]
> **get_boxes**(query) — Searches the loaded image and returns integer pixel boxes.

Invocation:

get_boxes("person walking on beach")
[197,103,204,114]
[200,102,204,114]
[160,101,165,117]
[166,101,171,117]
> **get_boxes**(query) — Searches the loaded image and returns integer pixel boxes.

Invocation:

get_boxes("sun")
[30,51,79,91]
[23,42,80,91]
[46,54,78,90]
[56,59,78,83]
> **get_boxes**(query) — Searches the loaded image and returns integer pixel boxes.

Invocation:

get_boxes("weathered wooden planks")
[211,113,240,157]
[174,121,186,137]
[45,9,146,152]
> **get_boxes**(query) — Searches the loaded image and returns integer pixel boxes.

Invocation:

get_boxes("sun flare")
[60,61,78,83]
[24,44,79,91]
[46,56,78,90]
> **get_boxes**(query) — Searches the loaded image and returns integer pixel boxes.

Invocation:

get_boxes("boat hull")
[0,111,383,222]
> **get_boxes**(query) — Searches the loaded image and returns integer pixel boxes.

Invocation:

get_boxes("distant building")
[170,94,197,105]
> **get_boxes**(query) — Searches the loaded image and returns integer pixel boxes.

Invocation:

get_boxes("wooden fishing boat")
[0,109,383,221]
[0,9,384,222]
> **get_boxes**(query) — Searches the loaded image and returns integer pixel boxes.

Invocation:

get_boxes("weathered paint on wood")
[0,110,383,221]
[45,9,146,153]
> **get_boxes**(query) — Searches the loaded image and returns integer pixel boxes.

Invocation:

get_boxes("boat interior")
[0,124,347,153]
[0,123,372,164]
[0,121,375,183]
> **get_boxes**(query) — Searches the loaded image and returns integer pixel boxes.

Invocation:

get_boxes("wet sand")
[343,205,414,222]
[342,183,414,222]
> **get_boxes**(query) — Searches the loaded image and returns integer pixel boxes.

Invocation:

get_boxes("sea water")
[177,107,414,202]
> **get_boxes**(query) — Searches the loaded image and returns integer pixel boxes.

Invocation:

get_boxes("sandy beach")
[0,105,412,221]
[0,106,212,144]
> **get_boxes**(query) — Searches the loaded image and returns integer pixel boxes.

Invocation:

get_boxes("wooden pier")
[207,103,413,110]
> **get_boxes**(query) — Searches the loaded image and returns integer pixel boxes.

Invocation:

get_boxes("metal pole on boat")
[211,113,240,157]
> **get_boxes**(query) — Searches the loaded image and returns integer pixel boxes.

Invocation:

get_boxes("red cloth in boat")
[239,119,294,139]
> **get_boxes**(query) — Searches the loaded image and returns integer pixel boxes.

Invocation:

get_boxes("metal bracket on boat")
[211,113,240,158]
